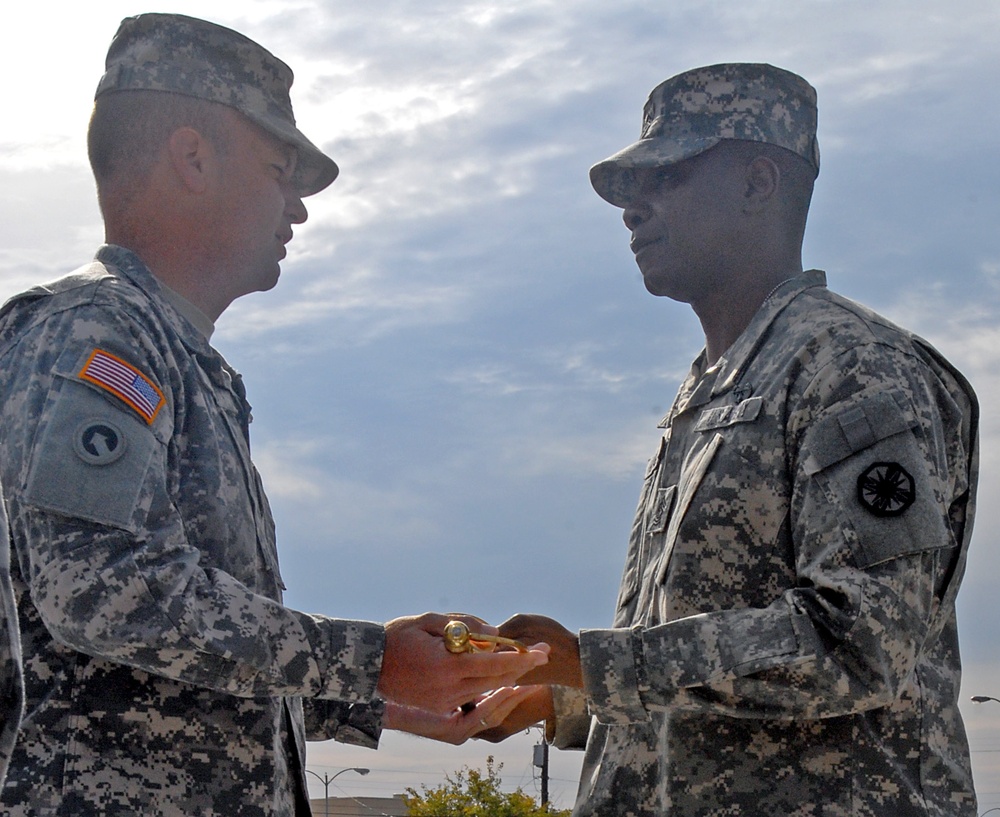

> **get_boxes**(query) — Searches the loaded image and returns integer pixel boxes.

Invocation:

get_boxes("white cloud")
[219,262,472,343]
[500,422,659,482]
[253,438,444,552]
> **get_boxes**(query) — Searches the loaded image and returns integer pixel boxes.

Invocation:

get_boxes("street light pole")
[305,766,370,817]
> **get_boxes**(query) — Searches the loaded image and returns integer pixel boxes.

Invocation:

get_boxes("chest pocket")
[625,396,763,621]
[615,436,668,619]
[650,396,764,589]
[203,367,285,596]
[654,432,724,585]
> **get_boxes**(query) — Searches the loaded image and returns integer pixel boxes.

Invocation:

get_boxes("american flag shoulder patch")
[78,348,166,425]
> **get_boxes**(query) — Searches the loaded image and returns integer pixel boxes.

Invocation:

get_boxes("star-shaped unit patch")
[857,462,915,517]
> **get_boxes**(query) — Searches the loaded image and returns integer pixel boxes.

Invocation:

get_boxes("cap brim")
[589,136,720,207]
[247,112,339,197]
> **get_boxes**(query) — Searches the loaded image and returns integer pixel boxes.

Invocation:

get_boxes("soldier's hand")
[377,612,549,713]
[383,685,540,745]
[474,685,554,743]
[498,614,583,688]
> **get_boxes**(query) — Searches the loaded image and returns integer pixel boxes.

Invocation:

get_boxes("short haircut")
[714,139,816,229]
[87,90,230,193]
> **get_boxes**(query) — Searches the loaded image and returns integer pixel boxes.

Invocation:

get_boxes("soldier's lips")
[631,236,662,258]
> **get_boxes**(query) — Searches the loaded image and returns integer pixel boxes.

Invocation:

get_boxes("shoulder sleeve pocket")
[799,392,951,568]
[23,379,158,533]
[801,391,916,476]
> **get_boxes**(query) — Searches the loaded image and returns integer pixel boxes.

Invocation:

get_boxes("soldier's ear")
[166,127,213,195]
[742,156,780,215]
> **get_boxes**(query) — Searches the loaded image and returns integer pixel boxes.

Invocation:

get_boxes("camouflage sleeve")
[22,507,387,702]
[0,490,24,786]
[580,342,972,724]
[548,685,592,750]
[303,697,386,749]
[3,303,386,703]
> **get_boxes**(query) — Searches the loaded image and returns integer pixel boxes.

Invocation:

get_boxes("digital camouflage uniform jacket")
[555,271,979,816]
[0,245,386,816]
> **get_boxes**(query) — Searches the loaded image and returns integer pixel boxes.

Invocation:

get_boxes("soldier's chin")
[641,269,693,304]
[249,269,281,296]
[642,273,676,299]
[265,262,284,290]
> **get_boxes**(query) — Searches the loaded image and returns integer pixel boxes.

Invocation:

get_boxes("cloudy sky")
[3,0,1000,810]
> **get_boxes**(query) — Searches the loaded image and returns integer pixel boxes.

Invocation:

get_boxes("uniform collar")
[713,269,827,395]
[96,244,216,347]
[96,244,250,414]
[659,270,827,426]
[158,283,215,340]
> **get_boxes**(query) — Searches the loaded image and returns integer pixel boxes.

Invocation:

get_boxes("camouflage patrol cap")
[95,13,338,197]
[590,63,820,207]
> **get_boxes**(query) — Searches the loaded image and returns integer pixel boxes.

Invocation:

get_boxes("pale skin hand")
[376,613,550,713]
[498,614,583,688]
[383,685,542,745]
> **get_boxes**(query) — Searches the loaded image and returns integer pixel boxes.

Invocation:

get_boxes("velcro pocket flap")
[694,396,763,433]
[802,392,916,476]
[24,379,158,532]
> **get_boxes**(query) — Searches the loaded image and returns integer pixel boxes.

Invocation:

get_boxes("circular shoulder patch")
[73,418,128,466]
[857,462,915,517]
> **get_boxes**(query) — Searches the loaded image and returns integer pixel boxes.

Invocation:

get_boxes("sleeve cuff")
[321,619,386,702]
[579,626,649,724]
[548,685,592,750]
[333,699,385,749]
[303,699,384,749]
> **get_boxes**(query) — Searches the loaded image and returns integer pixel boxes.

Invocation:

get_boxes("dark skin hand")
[497,614,584,688]
[475,684,554,743]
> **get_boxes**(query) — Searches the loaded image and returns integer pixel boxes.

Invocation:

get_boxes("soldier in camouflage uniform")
[490,64,980,816]
[0,13,546,816]
[0,485,24,787]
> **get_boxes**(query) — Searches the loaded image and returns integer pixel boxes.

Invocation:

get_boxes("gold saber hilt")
[443,620,527,654]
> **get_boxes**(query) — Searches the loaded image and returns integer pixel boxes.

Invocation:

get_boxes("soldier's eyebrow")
[259,134,298,177]
[636,161,695,194]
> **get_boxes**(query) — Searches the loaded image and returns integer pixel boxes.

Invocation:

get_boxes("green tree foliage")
[402,756,570,817]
